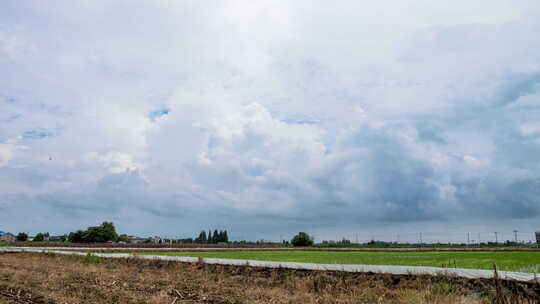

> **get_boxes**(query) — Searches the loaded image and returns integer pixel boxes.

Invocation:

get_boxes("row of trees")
[14,232,66,242]
[195,229,229,244]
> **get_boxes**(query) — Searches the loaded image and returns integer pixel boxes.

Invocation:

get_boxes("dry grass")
[0,252,538,304]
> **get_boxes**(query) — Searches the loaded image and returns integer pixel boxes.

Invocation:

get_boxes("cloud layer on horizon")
[1,1,540,241]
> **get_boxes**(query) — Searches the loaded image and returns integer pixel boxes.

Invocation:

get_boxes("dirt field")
[0,253,538,304]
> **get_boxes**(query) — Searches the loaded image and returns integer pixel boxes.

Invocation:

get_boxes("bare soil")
[0,252,538,304]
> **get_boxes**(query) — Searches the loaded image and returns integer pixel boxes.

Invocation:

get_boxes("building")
[0,232,16,242]
[535,232,540,244]
[48,235,65,242]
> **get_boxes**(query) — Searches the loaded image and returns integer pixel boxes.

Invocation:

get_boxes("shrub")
[291,232,314,247]
[81,253,103,264]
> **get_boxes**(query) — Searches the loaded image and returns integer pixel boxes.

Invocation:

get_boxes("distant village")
[0,231,182,244]
[0,222,230,245]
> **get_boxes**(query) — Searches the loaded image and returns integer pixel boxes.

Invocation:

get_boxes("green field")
[142,250,540,273]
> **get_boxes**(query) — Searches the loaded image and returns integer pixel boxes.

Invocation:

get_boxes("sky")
[1,1,540,243]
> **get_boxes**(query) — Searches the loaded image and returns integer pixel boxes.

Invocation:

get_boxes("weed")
[431,281,458,295]
[80,253,103,264]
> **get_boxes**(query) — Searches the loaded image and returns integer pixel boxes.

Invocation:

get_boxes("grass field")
[142,250,540,273]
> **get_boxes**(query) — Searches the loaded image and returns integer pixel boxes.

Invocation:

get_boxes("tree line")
[194,229,229,244]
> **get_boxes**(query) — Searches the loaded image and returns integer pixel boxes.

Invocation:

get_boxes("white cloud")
[84,151,140,174]
[463,155,490,169]
[0,144,13,167]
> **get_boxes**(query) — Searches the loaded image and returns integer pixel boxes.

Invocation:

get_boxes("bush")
[291,232,314,247]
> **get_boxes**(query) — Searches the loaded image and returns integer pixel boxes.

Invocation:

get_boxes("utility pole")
[494,232,498,244]
[419,232,423,245]
[513,230,518,244]
[467,232,470,246]
[478,232,481,245]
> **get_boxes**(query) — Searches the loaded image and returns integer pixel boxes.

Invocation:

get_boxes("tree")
[16,232,28,242]
[67,222,119,243]
[291,232,313,247]
[68,230,84,243]
[33,232,44,242]
[82,222,118,242]
[213,229,219,244]
[98,221,118,242]
[217,230,229,243]
[195,230,207,243]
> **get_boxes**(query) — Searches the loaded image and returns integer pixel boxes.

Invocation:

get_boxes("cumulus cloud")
[1,1,540,240]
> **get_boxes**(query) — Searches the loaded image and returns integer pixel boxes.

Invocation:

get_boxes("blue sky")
[1,1,540,242]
